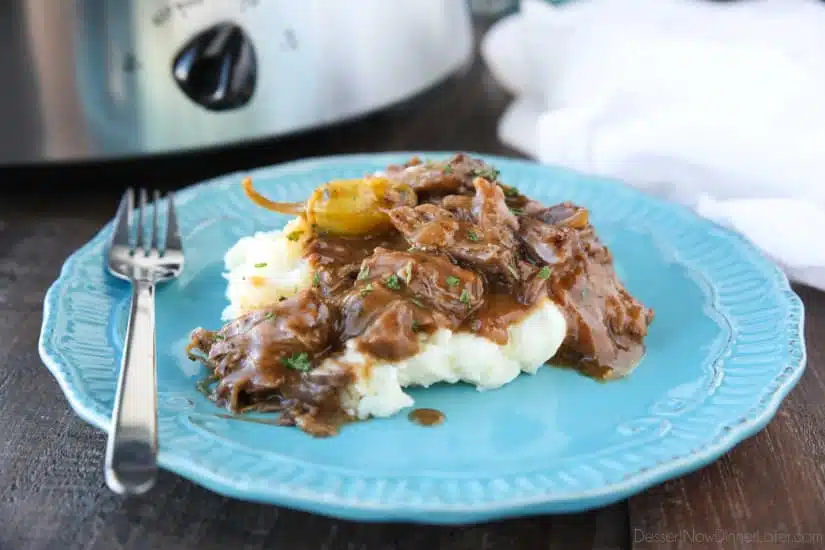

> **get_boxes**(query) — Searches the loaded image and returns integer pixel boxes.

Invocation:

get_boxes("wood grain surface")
[1,24,823,550]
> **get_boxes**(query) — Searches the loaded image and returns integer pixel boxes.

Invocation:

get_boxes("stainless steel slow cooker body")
[0,0,473,164]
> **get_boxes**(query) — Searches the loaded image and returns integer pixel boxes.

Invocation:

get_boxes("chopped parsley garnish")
[263,311,275,321]
[467,230,480,242]
[385,274,401,290]
[279,296,287,302]
[459,289,471,305]
[507,264,519,278]
[503,185,519,197]
[411,320,421,333]
[282,352,311,372]
[401,262,413,284]
[312,272,320,287]
[471,167,500,181]
[446,276,460,287]
[509,207,523,215]
[442,165,454,175]
[538,266,552,280]
[359,283,375,297]
[253,262,267,268]
[214,333,225,341]
[286,230,304,242]
[357,265,370,281]
[410,297,424,308]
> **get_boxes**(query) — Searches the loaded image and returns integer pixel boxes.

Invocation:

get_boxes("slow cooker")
[0,0,474,164]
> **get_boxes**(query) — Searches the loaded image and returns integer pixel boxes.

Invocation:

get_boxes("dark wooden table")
[2,28,825,550]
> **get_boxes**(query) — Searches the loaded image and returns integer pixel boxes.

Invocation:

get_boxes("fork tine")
[111,188,134,248]
[135,188,148,253]
[150,190,161,252]
[165,192,183,253]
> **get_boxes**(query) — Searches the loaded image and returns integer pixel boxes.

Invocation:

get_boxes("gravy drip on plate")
[408,408,446,427]
[187,154,654,436]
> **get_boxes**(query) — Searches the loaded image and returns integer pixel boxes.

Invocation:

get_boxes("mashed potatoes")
[222,217,312,320]
[222,220,568,420]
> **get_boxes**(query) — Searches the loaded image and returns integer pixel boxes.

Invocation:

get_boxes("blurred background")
[0,0,517,192]
[6,0,822,287]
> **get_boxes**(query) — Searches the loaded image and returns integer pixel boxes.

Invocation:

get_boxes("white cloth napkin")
[481,0,825,290]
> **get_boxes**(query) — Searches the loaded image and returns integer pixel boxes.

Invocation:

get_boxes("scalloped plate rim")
[38,151,807,523]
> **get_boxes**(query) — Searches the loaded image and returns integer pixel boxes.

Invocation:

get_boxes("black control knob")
[172,22,256,112]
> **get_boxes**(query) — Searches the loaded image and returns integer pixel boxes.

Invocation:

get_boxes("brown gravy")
[408,408,445,426]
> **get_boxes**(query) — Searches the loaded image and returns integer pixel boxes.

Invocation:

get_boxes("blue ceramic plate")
[39,153,805,524]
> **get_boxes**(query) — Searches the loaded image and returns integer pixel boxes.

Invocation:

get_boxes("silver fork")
[104,188,184,495]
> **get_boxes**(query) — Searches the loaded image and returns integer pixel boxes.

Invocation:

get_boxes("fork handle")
[105,279,158,495]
